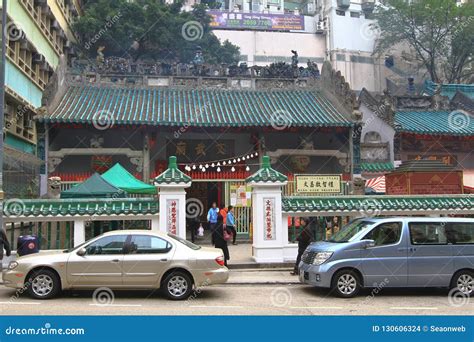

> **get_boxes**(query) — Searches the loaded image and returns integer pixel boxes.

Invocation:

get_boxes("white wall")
[213,30,326,66]
[360,103,395,163]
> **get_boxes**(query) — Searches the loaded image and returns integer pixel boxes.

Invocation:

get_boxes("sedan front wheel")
[27,269,60,299]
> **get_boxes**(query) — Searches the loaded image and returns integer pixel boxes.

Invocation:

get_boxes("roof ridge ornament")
[246,156,288,184]
[153,156,192,186]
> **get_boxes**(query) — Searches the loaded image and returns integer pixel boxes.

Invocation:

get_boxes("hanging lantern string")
[180,152,258,171]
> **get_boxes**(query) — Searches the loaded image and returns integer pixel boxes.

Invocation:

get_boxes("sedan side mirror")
[76,247,87,256]
[364,239,376,249]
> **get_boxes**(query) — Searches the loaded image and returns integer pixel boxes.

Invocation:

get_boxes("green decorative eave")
[360,162,394,173]
[36,85,353,128]
[395,110,474,136]
[2,198,158,219]
[282,195,474,214]
[154,156,191,185]
[246,156,288,183]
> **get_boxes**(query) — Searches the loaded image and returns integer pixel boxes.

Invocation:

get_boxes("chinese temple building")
[35,59,362,236]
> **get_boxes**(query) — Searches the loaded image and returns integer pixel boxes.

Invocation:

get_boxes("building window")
[336,9,346,16]
[350,11,360,18]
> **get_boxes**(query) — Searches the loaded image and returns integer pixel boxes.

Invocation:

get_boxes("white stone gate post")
[246,156,288,263]
[154,156,192,239]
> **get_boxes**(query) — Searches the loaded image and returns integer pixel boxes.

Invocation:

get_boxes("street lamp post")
[0,0,7,231]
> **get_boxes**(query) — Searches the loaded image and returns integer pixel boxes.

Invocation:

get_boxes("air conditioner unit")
[25,120,34,129]
[20,38,30,51]
[306,3,316,14]
[361,0,375,13]
[337,0,350,9]
[64,40,72,49]
[316,20,326,34]
[33,53,45,64]
[34,0,47,6]
[40,61,49,71]
[51,20,60,30]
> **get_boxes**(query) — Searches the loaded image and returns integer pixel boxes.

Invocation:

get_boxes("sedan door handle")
[160,259,168,262]
[397,248,407,252]
[111,259,120,263]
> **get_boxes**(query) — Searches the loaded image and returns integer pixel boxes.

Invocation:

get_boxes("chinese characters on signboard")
[263,198,276,241]
[295,175,342,194]
[168,139,234,161]
[166,199,179,235]
[209,11,305,31]
[408,154,456,166]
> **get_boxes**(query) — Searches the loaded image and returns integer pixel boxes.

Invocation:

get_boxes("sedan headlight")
[8,261,18,270]
[313,252,333,265]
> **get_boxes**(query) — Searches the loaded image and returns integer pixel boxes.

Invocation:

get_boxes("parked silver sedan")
[3,230,229,300]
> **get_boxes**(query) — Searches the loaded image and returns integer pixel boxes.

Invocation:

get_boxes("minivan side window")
[445,222,474,244]
[362,222,402,246]
[409,223,447,245]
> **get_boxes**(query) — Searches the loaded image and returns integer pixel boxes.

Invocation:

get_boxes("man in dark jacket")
[291,218,313,275]
[0,228,12,265]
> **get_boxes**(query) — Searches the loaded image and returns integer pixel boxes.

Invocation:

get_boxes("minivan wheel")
[332,270,361,298]
[27,269,60,300]
[162,271,193,300]
[451,270,474,297]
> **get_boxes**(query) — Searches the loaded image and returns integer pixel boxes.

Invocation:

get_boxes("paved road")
[0,283,471,315]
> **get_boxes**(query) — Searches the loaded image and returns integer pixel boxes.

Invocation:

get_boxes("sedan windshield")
[327,220,374,243]
[168,233,201,250]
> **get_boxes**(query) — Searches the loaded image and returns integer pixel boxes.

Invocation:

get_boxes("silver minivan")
[299,217,474,297]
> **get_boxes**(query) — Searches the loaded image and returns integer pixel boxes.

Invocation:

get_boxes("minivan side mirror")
[363,239,376,249]
[76,247,87,256]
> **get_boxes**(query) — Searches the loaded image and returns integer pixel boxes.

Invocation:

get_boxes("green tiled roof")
[360,162,394,173]
[246,156,288,183]
[2,198,158,218]
[37,85,353,128]
[423,80,474,100]
[395,110,474,136]
[154,156,191,185]
[282,195,474,214]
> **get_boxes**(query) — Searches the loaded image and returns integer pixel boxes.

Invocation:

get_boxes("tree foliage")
[373,0,474,83]
[74,0,240,64]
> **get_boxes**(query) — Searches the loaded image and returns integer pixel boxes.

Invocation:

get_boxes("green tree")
[74,0,239,64]
[373,0,474,83]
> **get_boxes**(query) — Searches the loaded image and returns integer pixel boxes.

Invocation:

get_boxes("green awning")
[61,173,127,199]
[360,162,394,173]
[37,85,353,128]
[102,163,157,194]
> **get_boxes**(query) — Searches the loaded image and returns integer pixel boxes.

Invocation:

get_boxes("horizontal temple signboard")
[209,11,305,31]
[295,175,342,194]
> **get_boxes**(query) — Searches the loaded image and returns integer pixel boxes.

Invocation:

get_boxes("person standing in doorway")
[226,205,238,245]
[213,214,230,266]
[291,218,313,275]
[207,202,219,244]
[0,228,12,270]
[219,203,228,226]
